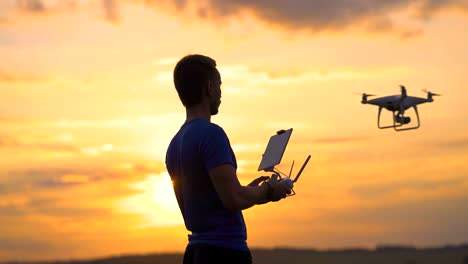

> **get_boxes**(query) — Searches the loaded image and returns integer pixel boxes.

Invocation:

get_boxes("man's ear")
[206,80,214,96]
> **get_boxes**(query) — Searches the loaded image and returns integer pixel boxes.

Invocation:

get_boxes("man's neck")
[186,104,211,122]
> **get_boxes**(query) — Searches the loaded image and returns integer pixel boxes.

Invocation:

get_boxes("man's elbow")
[221,196,245,211]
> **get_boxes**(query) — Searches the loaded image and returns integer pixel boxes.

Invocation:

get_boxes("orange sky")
[1,0,468,261]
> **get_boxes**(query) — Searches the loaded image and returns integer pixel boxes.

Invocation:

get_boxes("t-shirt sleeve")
[200,125,236,171]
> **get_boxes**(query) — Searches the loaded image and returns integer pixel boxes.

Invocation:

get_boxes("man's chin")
[210,101,220,115]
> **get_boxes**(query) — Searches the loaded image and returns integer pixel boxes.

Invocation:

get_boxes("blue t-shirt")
[165,118,248,251]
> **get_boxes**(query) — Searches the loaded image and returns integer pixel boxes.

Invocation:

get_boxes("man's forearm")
[232,184,270,211]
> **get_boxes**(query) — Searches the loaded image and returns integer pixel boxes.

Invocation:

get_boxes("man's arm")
[209,164,290,211]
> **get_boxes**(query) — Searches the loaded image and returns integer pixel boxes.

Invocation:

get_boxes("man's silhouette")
[166,54,292,264]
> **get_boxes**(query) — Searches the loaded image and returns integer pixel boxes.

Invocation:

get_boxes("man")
[165,54,292,264]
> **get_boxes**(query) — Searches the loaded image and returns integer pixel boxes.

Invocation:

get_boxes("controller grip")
[280,178,294,189]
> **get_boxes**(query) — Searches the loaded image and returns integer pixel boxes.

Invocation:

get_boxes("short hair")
[173,54,219,107]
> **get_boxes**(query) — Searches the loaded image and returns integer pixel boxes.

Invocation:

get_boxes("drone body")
[360,85,440,131]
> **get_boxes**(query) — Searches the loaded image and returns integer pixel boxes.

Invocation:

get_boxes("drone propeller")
[353,92,377,97]
[422,89,442,96]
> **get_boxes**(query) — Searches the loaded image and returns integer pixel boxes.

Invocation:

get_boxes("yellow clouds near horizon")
[118,172,183,227]
[1,0,468,262]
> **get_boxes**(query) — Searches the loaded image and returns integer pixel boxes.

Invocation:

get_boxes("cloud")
[0,133,80,153]
[102,0,119,22]
[310,136,369,144]
[315,195,468,247]
[1,169,101,194]
[349,176,467,199]
[24,168,135,188]
[143,0,468,37]
[0,185,19,195]
[0,238,54,252]
[14,0,77,14]
[0,159,165,195]
[26,198,111,218]
[404,136,468,154]
[16,0,46,13]
[433,137,468,149]
[231,143,263,153]
[0,17,9,25]
[417,0,468,18]
[0,204,24,216]
[400,28,424,39]
[0,134,17,146]
[0,164,164,217]
[57,174,90,184]
[0,165,159,223]
[52,113,184,128]
[8,1,467,37]
[0,198,110,219]
[157,56,179,66]
[202,0,403,30]
[0,69,45,83]
[1,168,101,191]
[0,132,128,159]
[13,0,115,22]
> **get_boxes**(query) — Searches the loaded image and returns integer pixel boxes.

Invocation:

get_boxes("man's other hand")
[248,176,270,187]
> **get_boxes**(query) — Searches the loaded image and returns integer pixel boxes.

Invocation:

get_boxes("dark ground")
[4,244,468,264]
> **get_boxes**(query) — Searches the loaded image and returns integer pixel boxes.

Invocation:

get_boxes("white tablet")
[258,128,293,171]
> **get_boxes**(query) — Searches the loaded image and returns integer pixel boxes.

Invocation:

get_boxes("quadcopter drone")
[358,85,441,131]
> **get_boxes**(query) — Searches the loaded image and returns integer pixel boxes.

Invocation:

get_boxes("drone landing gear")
[377,106,420,131]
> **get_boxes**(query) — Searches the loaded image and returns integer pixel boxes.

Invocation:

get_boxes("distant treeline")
[3,244,468,264]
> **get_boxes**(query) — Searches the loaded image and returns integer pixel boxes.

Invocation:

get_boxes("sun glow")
[118,172,183,227]
[150,173,179,211]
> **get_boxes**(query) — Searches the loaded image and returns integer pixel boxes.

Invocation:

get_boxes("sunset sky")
[1,0,468,261]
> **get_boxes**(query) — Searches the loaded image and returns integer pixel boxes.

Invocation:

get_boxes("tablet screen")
[258,128,293,171]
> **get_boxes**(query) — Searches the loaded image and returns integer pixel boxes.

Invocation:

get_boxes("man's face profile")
[209,72,222,116]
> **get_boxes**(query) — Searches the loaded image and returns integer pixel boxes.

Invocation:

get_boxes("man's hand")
[262,174,293,202]
[248,176,270,187]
